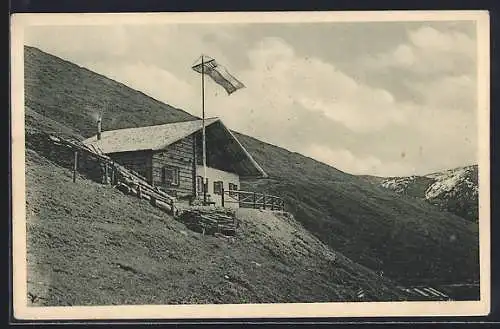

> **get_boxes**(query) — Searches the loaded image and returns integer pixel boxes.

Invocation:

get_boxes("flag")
[192,55,245,95]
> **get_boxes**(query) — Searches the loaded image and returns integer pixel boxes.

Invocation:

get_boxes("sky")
[24,19,479,177]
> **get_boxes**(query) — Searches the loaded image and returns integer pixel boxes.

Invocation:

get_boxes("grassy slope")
[24,46,194,138]
[234,134,479,285]
[26,147,408,305]
[24,45,479,287]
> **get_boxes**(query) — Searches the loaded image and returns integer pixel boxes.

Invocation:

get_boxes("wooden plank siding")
[193,130,239,175]
[192,133,198,197]
[108,150,153,182]
[151,135,195,198]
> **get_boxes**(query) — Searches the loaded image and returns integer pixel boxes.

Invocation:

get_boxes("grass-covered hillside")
[235,134,479,286]
[24,46,194,138]
[24,45,480,289]
[26,144,410,305]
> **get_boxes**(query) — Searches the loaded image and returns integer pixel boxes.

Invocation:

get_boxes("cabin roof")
[83,118,220,153]
[82,118,267,178]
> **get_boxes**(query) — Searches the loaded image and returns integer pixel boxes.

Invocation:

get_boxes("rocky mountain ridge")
[363,165,479,222]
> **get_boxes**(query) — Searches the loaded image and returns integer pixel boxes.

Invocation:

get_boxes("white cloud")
[407,74,476,111]
[363,26,476,75]
[408,26,475,59]
[393,44,416,66]
[304,144,414,177]
[210,37,409,135]
[25,25,130,60]
[85,61,198,111]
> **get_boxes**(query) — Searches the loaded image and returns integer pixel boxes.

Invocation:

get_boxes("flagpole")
[201,55,207,203]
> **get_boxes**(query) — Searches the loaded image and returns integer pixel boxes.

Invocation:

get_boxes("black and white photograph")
[11,11,490,320]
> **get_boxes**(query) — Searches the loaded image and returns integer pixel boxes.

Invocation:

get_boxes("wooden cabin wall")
[193,128,245,175]
[152,135,194,198]
[108,150,153,182]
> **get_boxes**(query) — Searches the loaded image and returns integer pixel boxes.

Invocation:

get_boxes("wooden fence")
[31,132,178,216]
[30,132,285,214]
[220,188,285,211]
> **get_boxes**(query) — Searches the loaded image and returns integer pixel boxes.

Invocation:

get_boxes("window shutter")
[171,168,179,186]
[163,168,167,183]
[197,176,204,193]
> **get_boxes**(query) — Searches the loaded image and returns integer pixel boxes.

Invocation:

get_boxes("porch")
[196,184,285,211]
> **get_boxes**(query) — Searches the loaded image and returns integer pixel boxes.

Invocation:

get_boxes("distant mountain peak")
[424,166,478,200]
[369,165,478,222]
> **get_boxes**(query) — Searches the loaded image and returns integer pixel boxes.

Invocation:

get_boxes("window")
[162,166,179,186]
[213,181,223,195]
[228,183,238,198]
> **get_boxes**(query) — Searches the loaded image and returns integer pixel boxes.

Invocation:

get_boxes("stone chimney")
[97,116,102,141]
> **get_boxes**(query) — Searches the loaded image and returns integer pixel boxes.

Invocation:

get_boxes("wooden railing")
[31,132,283,214]
[32,132,178,215]
[220,188,285,211]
